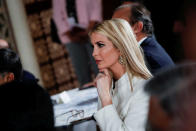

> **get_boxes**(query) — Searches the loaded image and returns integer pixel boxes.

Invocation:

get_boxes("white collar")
[138,37,147,45]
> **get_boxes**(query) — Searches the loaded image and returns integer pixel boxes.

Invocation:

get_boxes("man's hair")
[145,63,196,100]
[129,3,153,36]
[115,3,153,36]
[0,48,22,81]
[0,80,54,131]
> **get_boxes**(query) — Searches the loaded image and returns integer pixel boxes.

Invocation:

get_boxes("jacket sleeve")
[89,0,102,22]
[94,88,149,131]
[52,0,71,35]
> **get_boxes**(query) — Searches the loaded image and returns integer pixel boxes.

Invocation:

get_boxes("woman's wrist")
[101,95,112,107]
[102,100,112,107]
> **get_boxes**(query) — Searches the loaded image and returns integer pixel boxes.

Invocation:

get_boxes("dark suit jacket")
[141,37,175,74]
[22,70,39,82]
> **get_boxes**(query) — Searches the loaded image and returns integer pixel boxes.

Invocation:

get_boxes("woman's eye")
[97,42,105,48]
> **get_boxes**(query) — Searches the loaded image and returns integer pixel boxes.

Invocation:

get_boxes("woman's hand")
[95,69,113,107]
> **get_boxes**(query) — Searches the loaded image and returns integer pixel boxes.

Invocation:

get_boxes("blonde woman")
[89,19,152,131]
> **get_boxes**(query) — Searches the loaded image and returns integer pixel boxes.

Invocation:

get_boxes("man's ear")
[4,73,15,83]
[132,21,143,34]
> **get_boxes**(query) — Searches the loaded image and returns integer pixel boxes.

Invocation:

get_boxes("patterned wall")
[23,0,79,95]
[0,0,17,51]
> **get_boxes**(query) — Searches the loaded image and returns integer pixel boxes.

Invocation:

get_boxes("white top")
[94,73,149,131]
[138,37,147,46]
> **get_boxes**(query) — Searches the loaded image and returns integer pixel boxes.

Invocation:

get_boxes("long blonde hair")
[89,19,152,88]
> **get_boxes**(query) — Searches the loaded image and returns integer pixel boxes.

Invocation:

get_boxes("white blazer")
[94,73,150,131]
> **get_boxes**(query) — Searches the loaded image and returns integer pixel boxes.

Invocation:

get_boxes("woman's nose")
[92,47,98,57]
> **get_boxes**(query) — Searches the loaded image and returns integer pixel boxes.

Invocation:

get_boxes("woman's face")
[90,32,120,70]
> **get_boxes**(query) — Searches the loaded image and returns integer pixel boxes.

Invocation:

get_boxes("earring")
[119,56,125,65]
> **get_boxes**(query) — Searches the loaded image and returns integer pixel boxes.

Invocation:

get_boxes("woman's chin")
[98,66,108,70]
[98,66,104,70]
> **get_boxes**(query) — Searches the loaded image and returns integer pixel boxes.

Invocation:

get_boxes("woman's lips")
[96,60,101,64]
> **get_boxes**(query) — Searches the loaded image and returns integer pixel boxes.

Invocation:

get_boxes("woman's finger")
[99,69,110,78]
[95,72,104,82]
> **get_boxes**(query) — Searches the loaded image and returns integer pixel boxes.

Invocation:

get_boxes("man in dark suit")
[112,3,174,74]
[0,80,54,131]
[0,39,38,82]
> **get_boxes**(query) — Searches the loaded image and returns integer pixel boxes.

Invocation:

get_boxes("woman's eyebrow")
[96,41,104,44]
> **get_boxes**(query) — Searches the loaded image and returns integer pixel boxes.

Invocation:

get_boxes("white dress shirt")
[138,37,147,46]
